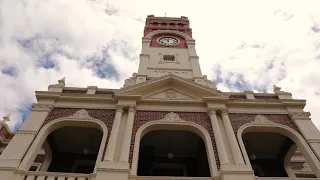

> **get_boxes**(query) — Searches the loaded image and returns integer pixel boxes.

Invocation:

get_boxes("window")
[163,55,175,61]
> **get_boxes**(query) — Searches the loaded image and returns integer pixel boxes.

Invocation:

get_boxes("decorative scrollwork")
[160,112,184,121]
[252,115,274,124]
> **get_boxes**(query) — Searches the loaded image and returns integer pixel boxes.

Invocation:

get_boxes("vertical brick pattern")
[43,108,115,159]
[228,114,301,134]
[129,111,220,170]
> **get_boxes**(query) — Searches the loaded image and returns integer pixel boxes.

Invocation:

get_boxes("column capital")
[208,108,218,116]
[218,108,229,115]
[128,105,137,113]
[116,105,125,113]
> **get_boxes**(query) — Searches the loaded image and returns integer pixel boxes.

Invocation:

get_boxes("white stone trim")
[130,114,219,178]
[18,115,108,174]
[237,122,320,177]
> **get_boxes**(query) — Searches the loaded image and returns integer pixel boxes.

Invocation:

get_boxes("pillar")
[119,106,136,162]
[104,105,124,161]
[0,104,53,179]
[208,109,230,165]
[220,109,245,165]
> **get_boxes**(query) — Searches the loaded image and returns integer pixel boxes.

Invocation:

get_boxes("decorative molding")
[251,115,275,124]
[159,112,184,121]
[301,162,312,171]
[116,105,125,113]
[165,89,178,99]
[307,139,320,143]
[16,130,37,135]
[32,103,54,112]
[128,106,137,113]
[68,109,91,119]
[289,112,311,120]
[217,108,228,115]
[208,109,217,116]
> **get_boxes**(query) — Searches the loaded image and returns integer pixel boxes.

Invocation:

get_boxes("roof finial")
[58,77,65,85]
[273,85,281,93]
[3,114,11,123]
[165,13,166,17]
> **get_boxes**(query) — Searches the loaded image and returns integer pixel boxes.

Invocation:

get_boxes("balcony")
[21,171,94,180]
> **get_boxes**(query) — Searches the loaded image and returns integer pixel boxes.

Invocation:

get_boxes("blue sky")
[0,0,320,131]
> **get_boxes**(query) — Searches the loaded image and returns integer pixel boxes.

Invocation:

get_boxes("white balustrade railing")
[22,171,94,180]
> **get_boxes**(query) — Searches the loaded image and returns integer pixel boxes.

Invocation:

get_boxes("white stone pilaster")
[119,106,136,162]
[0,104,53,170]
[208,109,230,165]
[104,105,124,161]
[220,109,245,165]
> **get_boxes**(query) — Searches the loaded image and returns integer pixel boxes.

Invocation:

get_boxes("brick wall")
[43,108,115,159]
[129,111,220,170]
[229,114,301,134]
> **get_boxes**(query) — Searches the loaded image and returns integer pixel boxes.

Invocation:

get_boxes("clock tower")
[124,15,216,89]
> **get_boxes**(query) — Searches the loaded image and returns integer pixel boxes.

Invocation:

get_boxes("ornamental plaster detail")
[301,162,312,171]
[289,112,311,120]
[165,89,178,99]
[32,103,54,111]
[251,115,275,124]
[68,109,91,119]
[159,112,184,122]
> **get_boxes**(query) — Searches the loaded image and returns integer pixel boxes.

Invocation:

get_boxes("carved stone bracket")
[289,112,311,120]
[68,109,92,119]
[32,103,54,112]
[160,112,184,121]
[208,109,217,116]
[251,115,275,124]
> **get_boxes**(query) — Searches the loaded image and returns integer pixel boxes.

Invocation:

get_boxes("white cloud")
[1,0,320,130]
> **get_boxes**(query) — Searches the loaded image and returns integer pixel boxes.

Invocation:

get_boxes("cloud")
[1,0,320,130]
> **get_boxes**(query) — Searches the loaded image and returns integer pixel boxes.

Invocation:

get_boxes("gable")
[143,88,199,100]
[116,75,228,100]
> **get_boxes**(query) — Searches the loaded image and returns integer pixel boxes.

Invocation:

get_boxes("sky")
[0,0,320,131]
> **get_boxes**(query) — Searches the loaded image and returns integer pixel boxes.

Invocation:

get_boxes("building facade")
[0,15,320,180]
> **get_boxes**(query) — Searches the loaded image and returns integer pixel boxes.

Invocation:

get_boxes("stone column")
[0,104,53,179]
[220,109,245,165]
[119,106,136,162]
[208,109,230,165]
[104,105,124,161]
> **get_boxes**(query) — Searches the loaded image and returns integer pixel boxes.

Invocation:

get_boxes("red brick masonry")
[229,114,301,134]
[43,108,115,159]
[129,111,221,169]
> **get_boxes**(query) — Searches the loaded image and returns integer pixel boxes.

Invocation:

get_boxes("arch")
[39,140,52,171]
[145,30,192,41]
[18,117,108,173]
[237,123,320,177]
[130,120,219,177]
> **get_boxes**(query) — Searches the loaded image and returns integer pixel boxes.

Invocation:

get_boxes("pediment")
[143,88,199,100]
[116,75,228,101]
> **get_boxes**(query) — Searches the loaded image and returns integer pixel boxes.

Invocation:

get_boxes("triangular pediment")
[143,88,199,100]
[116,75,228,101]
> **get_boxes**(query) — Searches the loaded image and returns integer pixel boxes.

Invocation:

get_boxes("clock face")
[158,37,179,46]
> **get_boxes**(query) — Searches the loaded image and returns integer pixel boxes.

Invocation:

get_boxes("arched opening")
[19,118,108,175]
[37,126,103,174]
[243,132,293,177]
[137,130,210,177]
[238,124,320,178]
